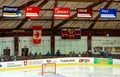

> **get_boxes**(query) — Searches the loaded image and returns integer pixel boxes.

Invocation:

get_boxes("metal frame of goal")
[42,63,56,76]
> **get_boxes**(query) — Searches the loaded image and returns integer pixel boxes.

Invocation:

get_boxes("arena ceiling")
[0,0,120,33]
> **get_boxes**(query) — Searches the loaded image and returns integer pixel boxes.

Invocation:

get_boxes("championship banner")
[77,8,92,18]
[54,7,70,18]
[33,26,42,44]
[25,6,40,18]
[100,8,117,18]
[2,6,20,18]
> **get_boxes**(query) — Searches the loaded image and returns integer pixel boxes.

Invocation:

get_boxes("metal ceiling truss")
[88,0,114,29]
[13,0,49,30]
[53,0,105,32]
[57,0,118,2]
[0,0,119,33]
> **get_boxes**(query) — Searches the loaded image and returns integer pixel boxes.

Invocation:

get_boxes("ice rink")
[0,65,120,77]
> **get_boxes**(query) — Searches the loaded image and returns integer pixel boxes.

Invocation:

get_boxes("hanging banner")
[25,6,40,18]
[77,8,92,18]
[2,6,21,18]
[54,7,70,18]
[100,8,117,18]
[33,26,42,44]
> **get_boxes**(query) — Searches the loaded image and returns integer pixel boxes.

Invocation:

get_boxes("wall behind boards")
[55,36,87,54]
[92,36,120,54]
[18,36,50,56]
[0,37,14,56]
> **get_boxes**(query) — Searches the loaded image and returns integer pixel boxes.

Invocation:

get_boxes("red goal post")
[42,63,56,76]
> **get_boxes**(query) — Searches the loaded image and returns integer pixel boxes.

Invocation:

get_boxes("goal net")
[42,63,56,76]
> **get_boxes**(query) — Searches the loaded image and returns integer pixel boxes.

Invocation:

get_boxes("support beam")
[14,34,19,56]
[54,13,77,31]
[6,0,39,30]
[0,0,40,20]
[88,0,114,29]
[40,8,120,12]
[58,0,120,2]
[13,0,41,30]
[2,18,120,22]
[54,29,120,36]
[13,0,49,30]
[86,0,104,8]
[51,0,58,55]
[14,18,28,30]
[0,29,120,36]
[54,0,105,32]
[87,33,92,50]
[19,0,41,10]
[59,0,99,2]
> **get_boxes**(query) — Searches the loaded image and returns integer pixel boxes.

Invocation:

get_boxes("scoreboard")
[61,27,81,39]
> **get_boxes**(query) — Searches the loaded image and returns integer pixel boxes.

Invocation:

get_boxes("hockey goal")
[42,63,56,76]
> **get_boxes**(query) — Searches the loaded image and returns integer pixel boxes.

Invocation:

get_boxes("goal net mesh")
[42,63,56,75]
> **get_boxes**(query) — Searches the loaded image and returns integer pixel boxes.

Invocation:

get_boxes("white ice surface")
[0,65,120,77]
